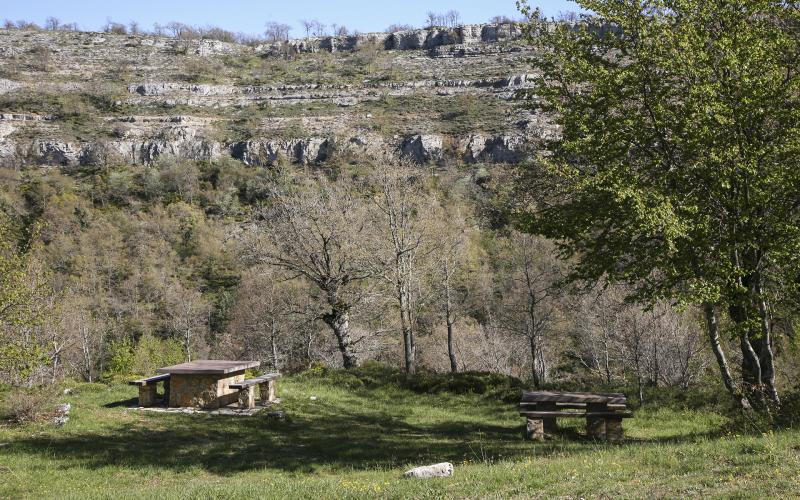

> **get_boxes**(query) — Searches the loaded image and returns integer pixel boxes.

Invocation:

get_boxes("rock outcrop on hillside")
[0,21,551,169]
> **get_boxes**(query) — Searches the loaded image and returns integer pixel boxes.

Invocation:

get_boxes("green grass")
[1,373,800,499]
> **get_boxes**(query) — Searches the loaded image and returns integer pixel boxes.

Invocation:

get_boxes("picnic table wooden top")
[521,390,627,405]
[156,360,260,375]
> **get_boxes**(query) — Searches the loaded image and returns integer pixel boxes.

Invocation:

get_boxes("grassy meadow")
[1,368,799,499]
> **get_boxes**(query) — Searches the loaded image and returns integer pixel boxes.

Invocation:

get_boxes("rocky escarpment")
[0,112,530,168]
[255,22,524,56]
[0,22,550,170]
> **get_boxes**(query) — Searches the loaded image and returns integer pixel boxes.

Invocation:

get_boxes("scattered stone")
[63,388,73,395]
[267,411,285,419]
[310,396,318,401]
[53,403,71,427]
[403,462,454,479]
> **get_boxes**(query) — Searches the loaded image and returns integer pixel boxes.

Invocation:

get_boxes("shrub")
[298,361,524,401]
[1,388,56,424]
[104,334,185,380]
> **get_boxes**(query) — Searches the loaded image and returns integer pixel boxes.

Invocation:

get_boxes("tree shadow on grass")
[103,397,139,408]
[9,406,530,475]
[10,390,728,476]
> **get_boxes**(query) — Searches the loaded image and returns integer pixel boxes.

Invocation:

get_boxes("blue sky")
[0,0,583,38]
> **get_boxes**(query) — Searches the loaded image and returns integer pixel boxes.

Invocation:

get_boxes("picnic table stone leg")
[586,402,608,440]
[138,385,157,407]
[239,386,255,409]
[606,417,624,443]
[526,417,545,441]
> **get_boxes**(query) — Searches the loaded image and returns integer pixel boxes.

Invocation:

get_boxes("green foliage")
[130,333,184,376]
[104,338,135,378]
[517,0,800,307]
[0,218,51,382]
[515,0,800,404]
[104,334,184,379]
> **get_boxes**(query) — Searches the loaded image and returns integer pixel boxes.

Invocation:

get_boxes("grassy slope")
[1,376,799,499]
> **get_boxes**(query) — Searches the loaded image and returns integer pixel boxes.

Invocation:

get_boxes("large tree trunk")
[703,302,751,410]
[728,295,778,407]
[322,307,359,369]
[447,318,458,373]
[755,281,780,406]
[529,331,541,388]
[399,281,416,375]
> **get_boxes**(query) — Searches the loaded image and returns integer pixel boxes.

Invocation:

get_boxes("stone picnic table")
[156,360,260,409]
[129,360,260,409]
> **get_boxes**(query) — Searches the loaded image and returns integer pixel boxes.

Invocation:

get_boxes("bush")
[298,361,525,401]
[104,334,184,380]
[1,388,56,424]
[776,389,800,428]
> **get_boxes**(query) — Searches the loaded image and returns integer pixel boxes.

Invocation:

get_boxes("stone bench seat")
[229,373,281,409]
[128,373,171,386]
[519,402,628,411]
[520,410,634,418]
[128,374,171,407]
[520,391,633,443]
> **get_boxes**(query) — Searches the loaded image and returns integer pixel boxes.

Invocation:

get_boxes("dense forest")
[1,0,799,422]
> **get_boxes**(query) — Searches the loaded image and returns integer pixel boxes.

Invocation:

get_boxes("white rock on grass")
[403,462,454,479]
[53,403,71,427]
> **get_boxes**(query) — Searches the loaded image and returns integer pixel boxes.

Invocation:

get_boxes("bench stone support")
[138,385,158,407]
[259,380,277,404]
[606,417,624,443]
[239,385,256,409]
[538,402,558,434]
[526,417,545,441]
[586,402,608,440]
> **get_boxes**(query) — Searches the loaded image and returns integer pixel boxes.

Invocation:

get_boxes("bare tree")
[446,10,461,27]
[104,18,127,35]
[490,15,514,24]
[368,166,435,375]
[299,19,314,39]
[164,281,209,362]
[433,208,471,373]
[247,175,373,369]
[386,24,413,33]
[265,22,291,42]
[311,20,327,37]
[128,20,140,35]
[223,268,314,371]
[499,232,564,387]
[45,17,60,31]
[425,11,438,28]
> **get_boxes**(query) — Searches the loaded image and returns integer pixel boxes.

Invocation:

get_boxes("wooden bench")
[229,373,281,409]
[129,374,171,407]
[519,391,633,443]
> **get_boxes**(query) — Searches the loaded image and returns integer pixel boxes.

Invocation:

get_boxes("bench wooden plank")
[520,411,634,418]
[229,372,281,390]
[520,402,627,410]
[128,373,170,386]
[521,391,627,404]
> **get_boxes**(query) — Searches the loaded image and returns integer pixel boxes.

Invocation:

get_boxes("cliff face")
[0,23,553,169]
